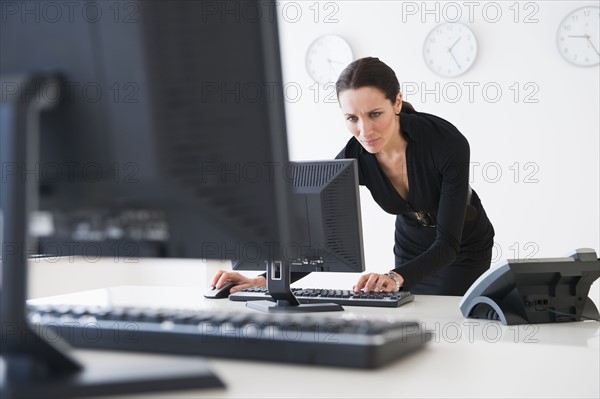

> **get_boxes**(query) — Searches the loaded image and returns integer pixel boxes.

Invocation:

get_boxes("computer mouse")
[203,282,237,299]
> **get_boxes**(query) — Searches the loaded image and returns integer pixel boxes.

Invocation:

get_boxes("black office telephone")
[460,248,600,325]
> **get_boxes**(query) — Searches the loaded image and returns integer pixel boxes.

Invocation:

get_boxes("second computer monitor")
[234,159,365,273]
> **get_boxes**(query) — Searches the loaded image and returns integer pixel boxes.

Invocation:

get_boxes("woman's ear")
[395,92,403,114]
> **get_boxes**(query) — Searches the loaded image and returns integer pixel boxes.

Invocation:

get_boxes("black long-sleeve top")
[336,111,494,291]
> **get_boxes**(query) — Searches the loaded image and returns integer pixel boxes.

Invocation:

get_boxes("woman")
[211,57,495,296]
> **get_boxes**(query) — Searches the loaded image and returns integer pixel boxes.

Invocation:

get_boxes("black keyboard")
[229,287,415,308]
[27,304,431,369]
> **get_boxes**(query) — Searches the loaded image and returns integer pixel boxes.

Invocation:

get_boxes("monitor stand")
[245,260,344,313]
[0,344,224,399]
[0,74,224,398]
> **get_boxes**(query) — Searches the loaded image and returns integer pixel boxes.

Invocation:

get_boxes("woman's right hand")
[209,270,266,294]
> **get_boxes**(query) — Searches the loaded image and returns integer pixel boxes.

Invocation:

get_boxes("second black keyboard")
[27,304,431,369]
[229,287,414,308]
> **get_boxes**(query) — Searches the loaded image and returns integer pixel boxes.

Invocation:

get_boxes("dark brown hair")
[335,57,415,113]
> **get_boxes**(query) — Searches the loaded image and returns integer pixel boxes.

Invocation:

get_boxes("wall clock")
[423,23,478,78]
[556,6,600,66]
[305,35,353,85]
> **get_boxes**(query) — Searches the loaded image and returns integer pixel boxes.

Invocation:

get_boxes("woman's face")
[338,87,403,154]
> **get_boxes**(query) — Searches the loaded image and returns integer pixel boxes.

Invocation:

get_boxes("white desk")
[28,285,600,399]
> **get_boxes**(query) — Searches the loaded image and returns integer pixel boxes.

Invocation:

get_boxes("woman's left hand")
[353,272,403,293]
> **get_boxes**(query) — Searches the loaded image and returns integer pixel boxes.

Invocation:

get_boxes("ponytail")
[402,101,416,114]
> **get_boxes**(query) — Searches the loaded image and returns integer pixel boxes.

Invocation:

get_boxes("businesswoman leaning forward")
[211,57,495,296]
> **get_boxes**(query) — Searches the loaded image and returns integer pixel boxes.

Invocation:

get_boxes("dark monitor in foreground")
[233,159,365,274]
[1,1,292,397]
[4,1,291,261]
[460,248,600,325]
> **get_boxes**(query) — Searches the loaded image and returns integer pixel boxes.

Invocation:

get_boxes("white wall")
[275,0,600,294]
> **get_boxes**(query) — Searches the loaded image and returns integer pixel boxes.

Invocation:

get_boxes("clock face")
[556,6,600,67]
[423,23,478,78]
[305,35,353,85]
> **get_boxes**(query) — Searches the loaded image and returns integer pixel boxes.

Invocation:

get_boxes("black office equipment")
[460,248,600,325]
[234,160,365,274]
[229,287,415,308]
[26,304,431,369]
[233,159,366,312]
[1,0,292,396]
[204,282,237,299]
[2,1,292,261]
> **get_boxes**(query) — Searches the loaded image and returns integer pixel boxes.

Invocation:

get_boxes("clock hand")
[585,35,600,56]
[448,36,462,52]
[326,58,346,65]
[450,51,461,69]
[568,34,600,56]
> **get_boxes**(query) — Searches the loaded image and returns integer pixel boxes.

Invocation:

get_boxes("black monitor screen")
[233,159,366,273]
[1,0,293,262]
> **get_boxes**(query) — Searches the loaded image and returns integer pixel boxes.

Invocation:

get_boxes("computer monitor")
[1,1,293,397]
[460,248,600,325]
[233,159,366,274]
[233,159,366,312]
[3,1,292,261]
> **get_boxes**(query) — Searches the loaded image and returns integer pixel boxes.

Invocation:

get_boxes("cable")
[537,307,600,322]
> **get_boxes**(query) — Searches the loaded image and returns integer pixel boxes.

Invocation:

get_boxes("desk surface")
[28,285,600,399]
